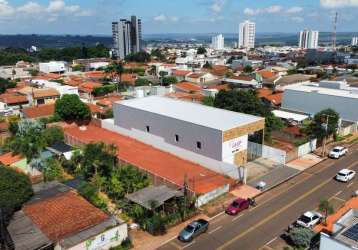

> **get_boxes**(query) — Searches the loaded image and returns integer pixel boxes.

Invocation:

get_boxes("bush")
[55,94,91,122]
[135,78,150,86]
[78,181,108,211]
[43,159,64,182]
[0,166,33,224]
[93,85,116,96]
[289,227,316,248]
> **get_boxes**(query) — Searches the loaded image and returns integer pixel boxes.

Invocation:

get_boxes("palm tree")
[319,199,334,225]
[104,64,116,82]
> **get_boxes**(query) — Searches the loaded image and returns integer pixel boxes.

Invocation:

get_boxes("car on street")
[225,198,250,215]
[178,219,209,242]
[335,169,356,182]
[329,146,348,159]
[295,211,322,228]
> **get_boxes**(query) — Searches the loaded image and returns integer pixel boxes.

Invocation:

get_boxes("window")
[175,134,179,142]
[146,126,150,132]
[196,141,202,149]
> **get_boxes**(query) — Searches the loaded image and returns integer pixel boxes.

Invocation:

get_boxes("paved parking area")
[246,158,282,183]
[286,154,324,171]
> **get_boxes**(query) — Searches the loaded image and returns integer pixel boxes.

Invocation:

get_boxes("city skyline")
[0,0,357,35]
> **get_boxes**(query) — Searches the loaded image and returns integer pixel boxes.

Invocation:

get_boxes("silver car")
[178,219,209,242]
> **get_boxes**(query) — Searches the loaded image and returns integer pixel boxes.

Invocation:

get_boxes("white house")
[39,61,67,74]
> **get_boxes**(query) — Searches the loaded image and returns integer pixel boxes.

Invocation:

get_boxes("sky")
[0,0,357,35]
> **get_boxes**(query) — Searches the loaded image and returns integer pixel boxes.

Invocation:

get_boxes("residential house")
[257,88,283,108]
[222,75,260,88]
[255,69,281,87]
[79,82,103,100]
[172,69,192,82]
[186,72,217,84]
[18,87,60,106]
[0,93,29,115]
[21,104,55,119]
[7,182,128,250]
[174,82,202,94]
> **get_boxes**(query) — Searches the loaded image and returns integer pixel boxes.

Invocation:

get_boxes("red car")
[225,198,250,215]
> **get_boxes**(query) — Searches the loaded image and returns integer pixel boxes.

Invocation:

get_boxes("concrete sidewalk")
[131,214,209,250]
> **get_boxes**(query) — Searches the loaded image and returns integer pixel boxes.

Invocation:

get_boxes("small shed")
[46,142,74,160]
[126,185,183,210]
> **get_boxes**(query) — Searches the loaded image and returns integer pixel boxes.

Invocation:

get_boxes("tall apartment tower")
[112,16,142,59]
[238,20,256,49]
[352,37,358,46]
[211,34,225,50]
[299,29,319,49]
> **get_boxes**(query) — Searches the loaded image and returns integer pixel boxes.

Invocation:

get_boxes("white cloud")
[286,6,303,14]
[320,0,358,8]
[244,5,283,16]
[291,16,304,22]
[47,0,65,12]
[17,2,43,14]
[171,16,179,22]
[0,0,15,17]
[64,5,81,13]
[154,14,167,22]
[210,0,226,13]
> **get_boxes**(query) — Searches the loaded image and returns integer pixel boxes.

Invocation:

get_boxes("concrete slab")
[248,166,300,191]
[246,158,283,182]
[286,154,324,171]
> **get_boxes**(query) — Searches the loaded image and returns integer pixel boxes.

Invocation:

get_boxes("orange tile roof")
[229,75,254,81]
[0,152,23,165]
[64,125,233,194]
[33,88,60,99]
[173,70,192,77]
[45,73,63,80]
[85,103,107,114]
[0,122,8,132]
[188,73,206,79]
[257,88,273,98]
[22,104,55,119]
[121,74,138,85]
[0,93,28,105]
[96,96,122,108]
[24,190,109,242]
[207,84,230,91]
[209,65,230,76]
[265,92,282,105]
[167,93,205,102]
[314,197,358,234]
[175,82,202,92]
[79,82,103,93]
[257,70,277,79]
[84,71,106,79]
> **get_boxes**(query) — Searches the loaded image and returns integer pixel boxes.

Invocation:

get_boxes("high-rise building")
[211,34,225,50]
[299,29,319,49]
[352,37,358,46]
[112,16,142,59]
[238,20,256,49]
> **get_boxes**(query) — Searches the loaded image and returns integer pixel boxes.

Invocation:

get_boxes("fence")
[297,139,317,158]
[248,141,286,164]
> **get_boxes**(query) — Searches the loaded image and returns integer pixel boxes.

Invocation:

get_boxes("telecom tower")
[332,12,338,51]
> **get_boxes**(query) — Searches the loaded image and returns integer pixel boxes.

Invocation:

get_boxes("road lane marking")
[209,226,222,234]
[265,237,277,246]
[182,240,196,249]
[329,196,346,203]
[334,190,343,197]
[169,241,181,250]
[232,214,244,222]
[348,182,354,188]
[209,211,225,221]
[217,173,338,250]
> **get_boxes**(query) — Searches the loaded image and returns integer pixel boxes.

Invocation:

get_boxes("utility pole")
[321,114,335,157]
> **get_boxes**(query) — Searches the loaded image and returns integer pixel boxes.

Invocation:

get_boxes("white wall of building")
[39,61,66,74]
[352,37,358,46]
[211,34,225,50]
[299,30,319,49]
[320,233,352,250]
[239,20,256,49]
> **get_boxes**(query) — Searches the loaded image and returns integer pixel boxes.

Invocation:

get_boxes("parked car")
[178,219,209,242]
[336,169,356,182]
[329,146,348,159]
[295,211,322,228]
[225,198,250,215]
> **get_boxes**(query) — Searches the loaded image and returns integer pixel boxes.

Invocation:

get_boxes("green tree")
[319,199,334,225]
[197,47,207,55]
[309,109,340,139]
[203,61,212,69]
[162,76,178,86]
[202,96,215,106]
[214,89,284,140]
[72,64,84,72]
[42,126,64,146]
[0,77,17,94]
[135,78,151,86]
[0,166,33,224]
[151,49,166,61]
[55,94,91,122]
[288,227,315,248]
[43,158,63,182]
[115,62,124,92]
[125,52,151,63]
[243,65,253,73]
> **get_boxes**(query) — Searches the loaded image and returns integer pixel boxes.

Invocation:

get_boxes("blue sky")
[0,0,357,34]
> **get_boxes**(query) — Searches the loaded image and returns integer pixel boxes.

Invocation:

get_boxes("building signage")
[222,135,248,159]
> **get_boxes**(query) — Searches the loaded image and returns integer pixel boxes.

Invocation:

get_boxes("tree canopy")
[308,108,340,139]
[162,76,178,86]
[55,94,91,122]
[0,78,17,93]
[197,47,207,55]
[0,166,33,224]
[125,51,151,63]
[213,89,284,140]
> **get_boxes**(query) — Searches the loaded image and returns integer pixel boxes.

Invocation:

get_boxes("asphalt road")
[158,144,358,250]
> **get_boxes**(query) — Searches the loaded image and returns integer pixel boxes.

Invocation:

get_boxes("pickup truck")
[329,146,348,159]
[295,211,322,228]
[178,219,209,242]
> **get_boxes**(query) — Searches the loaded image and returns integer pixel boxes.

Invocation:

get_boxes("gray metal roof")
[117,96,264,131]
[7,211,52,250]
[126,185,183,210]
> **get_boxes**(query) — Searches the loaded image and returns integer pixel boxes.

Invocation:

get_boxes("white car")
[296,211,322,228]
[336,169,356,182]
[329,146,348,159]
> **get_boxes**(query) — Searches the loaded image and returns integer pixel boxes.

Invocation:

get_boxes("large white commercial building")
[112,16,142,59]
[39,61,66,74]
[299,29,319,49]
[239,20,256,49]
[111,96,264,166]
[352,37,358,46]
[211,34,225,50]
[282,80,358,123]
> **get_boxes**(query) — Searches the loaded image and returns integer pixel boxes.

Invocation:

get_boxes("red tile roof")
[84,71,106,79]
[121,74,138,85]
[22,104,55,119]
[0,122,8,132]
[0,152,23,165]
[257,70,277,79]
[0,93,28,105]
[283,126,302,136]
[64,125,233,194]
[24,190,109,242]
[173,70,192,77]
[187,72,206,79]
[229,75,254,81]
[85,103,107,114]
[175,82,202,92]
[207,84,230,91]
[96,96,122,108]
[257,88,282,106]
[79,82,103,93]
